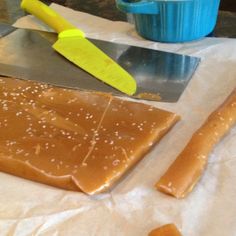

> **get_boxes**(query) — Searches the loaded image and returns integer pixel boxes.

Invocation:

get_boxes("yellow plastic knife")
[21,0,137,95]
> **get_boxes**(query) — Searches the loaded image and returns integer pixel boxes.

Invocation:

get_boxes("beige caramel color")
[156,88,236,198]
[148,224,182,236]
[0,77,179,195]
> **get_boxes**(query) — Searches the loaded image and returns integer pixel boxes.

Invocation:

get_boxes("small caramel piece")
[136,92,161,101]
[148,224,182,236]
[0,77,180,194]
[156,88,236,198]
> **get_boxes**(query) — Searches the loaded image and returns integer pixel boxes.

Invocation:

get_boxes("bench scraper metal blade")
[0,23,200,102]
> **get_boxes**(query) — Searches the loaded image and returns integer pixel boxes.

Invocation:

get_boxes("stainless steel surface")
[0,23,15,37]
[0,25,200,102]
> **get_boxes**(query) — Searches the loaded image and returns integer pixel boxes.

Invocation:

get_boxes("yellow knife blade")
[21,0,137,95]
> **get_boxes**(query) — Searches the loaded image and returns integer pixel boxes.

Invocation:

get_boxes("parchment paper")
[1,3,236,236]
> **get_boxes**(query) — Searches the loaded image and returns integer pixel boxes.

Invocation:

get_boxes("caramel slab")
[0,77,179,194]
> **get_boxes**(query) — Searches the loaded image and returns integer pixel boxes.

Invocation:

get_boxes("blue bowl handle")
[116,0,159,14]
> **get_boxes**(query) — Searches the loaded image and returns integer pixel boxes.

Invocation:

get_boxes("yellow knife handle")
[21,0,85,36]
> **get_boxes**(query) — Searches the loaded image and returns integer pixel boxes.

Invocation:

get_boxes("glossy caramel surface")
[0,77,179,194]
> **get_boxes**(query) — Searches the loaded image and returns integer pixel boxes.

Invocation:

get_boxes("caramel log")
[156,88,236,198]
[148,224,182,236]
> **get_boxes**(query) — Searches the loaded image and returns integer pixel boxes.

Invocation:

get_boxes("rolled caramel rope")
[156,88,236,198]
[148,224,182,236]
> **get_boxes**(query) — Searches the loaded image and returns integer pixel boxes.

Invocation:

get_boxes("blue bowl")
[116,0,221,43]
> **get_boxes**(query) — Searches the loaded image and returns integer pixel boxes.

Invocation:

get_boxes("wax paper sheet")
[1,3,236,236]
